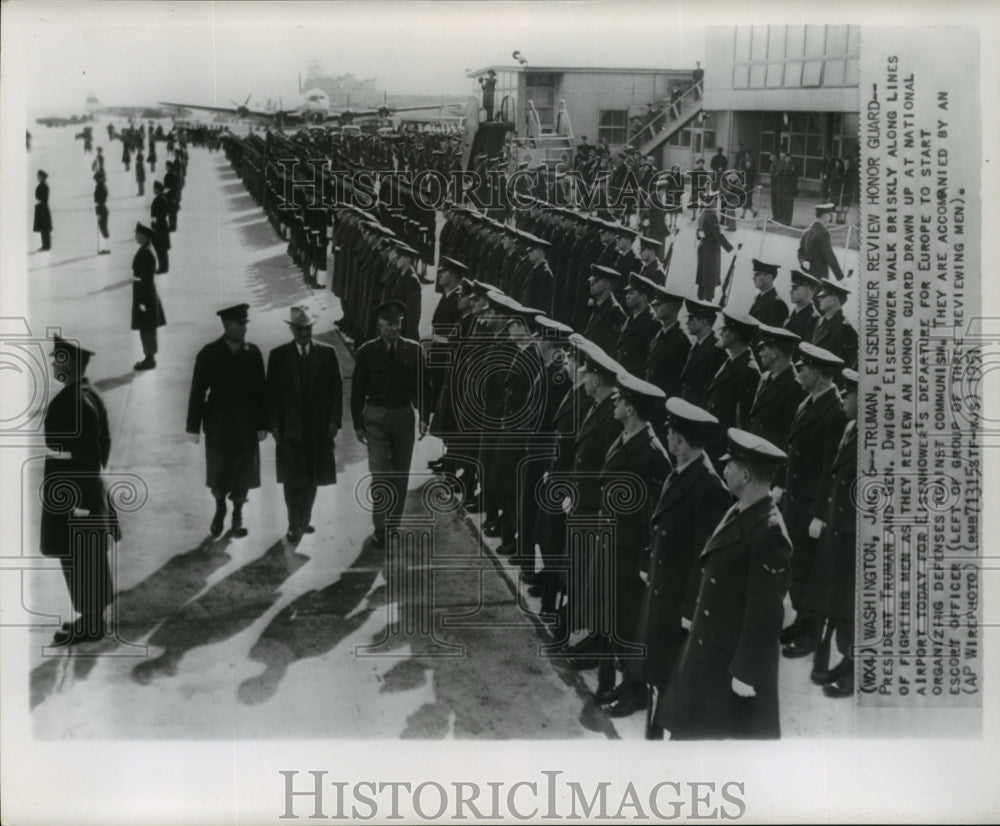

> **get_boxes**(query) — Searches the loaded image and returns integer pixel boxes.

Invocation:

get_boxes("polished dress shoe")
[564,634,599,657]
[133,358,156,371]
[779,620,801,646]
[527,584,544,597]
[209,501,227,537]
[521,571,544,586]
[52,616,106,646]
[782,632,817,658]
[285,526,302,542]
[822,669,854,698]
[230,506,248,538]
[462,496,482,513]
[594,682,625,705]
[482,522,501,538]
[301,525,315,534]
[816,656,852,687]
[496,542,516,555]
[427,458,446,472]
[605,688,648,718]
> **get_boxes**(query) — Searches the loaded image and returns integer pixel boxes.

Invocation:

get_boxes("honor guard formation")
[36,107,860,740]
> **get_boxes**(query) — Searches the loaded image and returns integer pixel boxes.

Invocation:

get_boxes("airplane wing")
[158,101,281,121]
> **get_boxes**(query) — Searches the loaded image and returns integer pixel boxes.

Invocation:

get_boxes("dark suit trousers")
[60,540,112,621]
[283,484,318,530]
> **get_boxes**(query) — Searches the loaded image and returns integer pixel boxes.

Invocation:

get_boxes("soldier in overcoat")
[186,303,269,538]
[659,429,791,740]
[131,223,166,370]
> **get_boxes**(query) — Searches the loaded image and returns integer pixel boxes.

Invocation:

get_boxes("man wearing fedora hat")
[351,300,430,545]
[41,336,121,644]
[186,304,269,538]
[131,222,166,371]
[266,307,343,541]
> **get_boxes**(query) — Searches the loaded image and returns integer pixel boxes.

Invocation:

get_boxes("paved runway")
[24,120,859,739]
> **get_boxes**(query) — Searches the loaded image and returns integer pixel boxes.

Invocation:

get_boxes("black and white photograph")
[1,1,997,823]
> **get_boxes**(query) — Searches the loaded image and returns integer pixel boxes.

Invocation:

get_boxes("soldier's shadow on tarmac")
[244,253,312,310]
[86,278,133,296]
[30,536,236,710]
[93,371,135,393]
[130,540,310,686]
[236,539,387,706]
[238,218,284,251]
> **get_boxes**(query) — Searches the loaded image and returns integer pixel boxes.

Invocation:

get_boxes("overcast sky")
[10,1,706,114]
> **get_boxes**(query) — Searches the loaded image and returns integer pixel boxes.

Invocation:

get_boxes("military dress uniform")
[645,320,691,400]
[583,268,627,357]
[812,306,859,370]
[746,364,804,453]
[660,430,792,740]
[615,305,659,380]
[41,339,120,643]
[782,367,846,647]
[680,332,726,410]
[351,302,430,540]
[186,305,268,536]
[131,223,166,369]
[694,206,733,302]
[785,303,820,343]
[798,215,845,281]
[633,442,730,697]
[749,287,789,328]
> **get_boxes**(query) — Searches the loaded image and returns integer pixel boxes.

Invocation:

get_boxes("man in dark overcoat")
[659,428,791,740]
[34,169,52,251]
[679,298,726,409]
[745,324,804,453]
[267,306,343,541]
[41,336,121,644]
[784,270,821,343]
[748,259,789,328]
[645,284,690,402]
[693,194,733,302]
[779,343,846,658]
[131,223,165,370]
[379,242,422,341]
[582,264,626,357]
[150,181,171,274]
[798,203,845,280]
[186,303,269,538]
[804,368,858,697]
[615,273,659,379]
[812,279,859,370]
[631,398,730,738]
[593,374,672,718]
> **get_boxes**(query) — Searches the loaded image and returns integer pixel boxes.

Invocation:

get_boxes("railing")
[622,79,703,152]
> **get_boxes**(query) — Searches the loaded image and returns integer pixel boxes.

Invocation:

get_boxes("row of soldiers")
[421,267,859,738]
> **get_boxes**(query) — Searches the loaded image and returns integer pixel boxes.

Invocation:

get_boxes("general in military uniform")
[41,337,120,644]
[659,429,791,740]
[186,303,269,538]
[798,203,845,281]
[266,306,343,541]
[351,300,430,544]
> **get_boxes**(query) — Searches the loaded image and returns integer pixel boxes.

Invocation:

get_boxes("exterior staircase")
[624,81,704,156]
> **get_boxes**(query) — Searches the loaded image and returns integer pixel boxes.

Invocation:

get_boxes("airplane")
[159,88,464,129]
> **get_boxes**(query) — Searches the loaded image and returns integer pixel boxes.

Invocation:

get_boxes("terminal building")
[466,64,693,152]
[649,25,860,193]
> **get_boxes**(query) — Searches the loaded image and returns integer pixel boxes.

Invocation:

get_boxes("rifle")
[719,242,743,308]
[662,240,674,277]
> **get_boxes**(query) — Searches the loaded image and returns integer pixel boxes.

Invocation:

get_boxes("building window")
[598,110,629,145]
[733,24,859,89]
